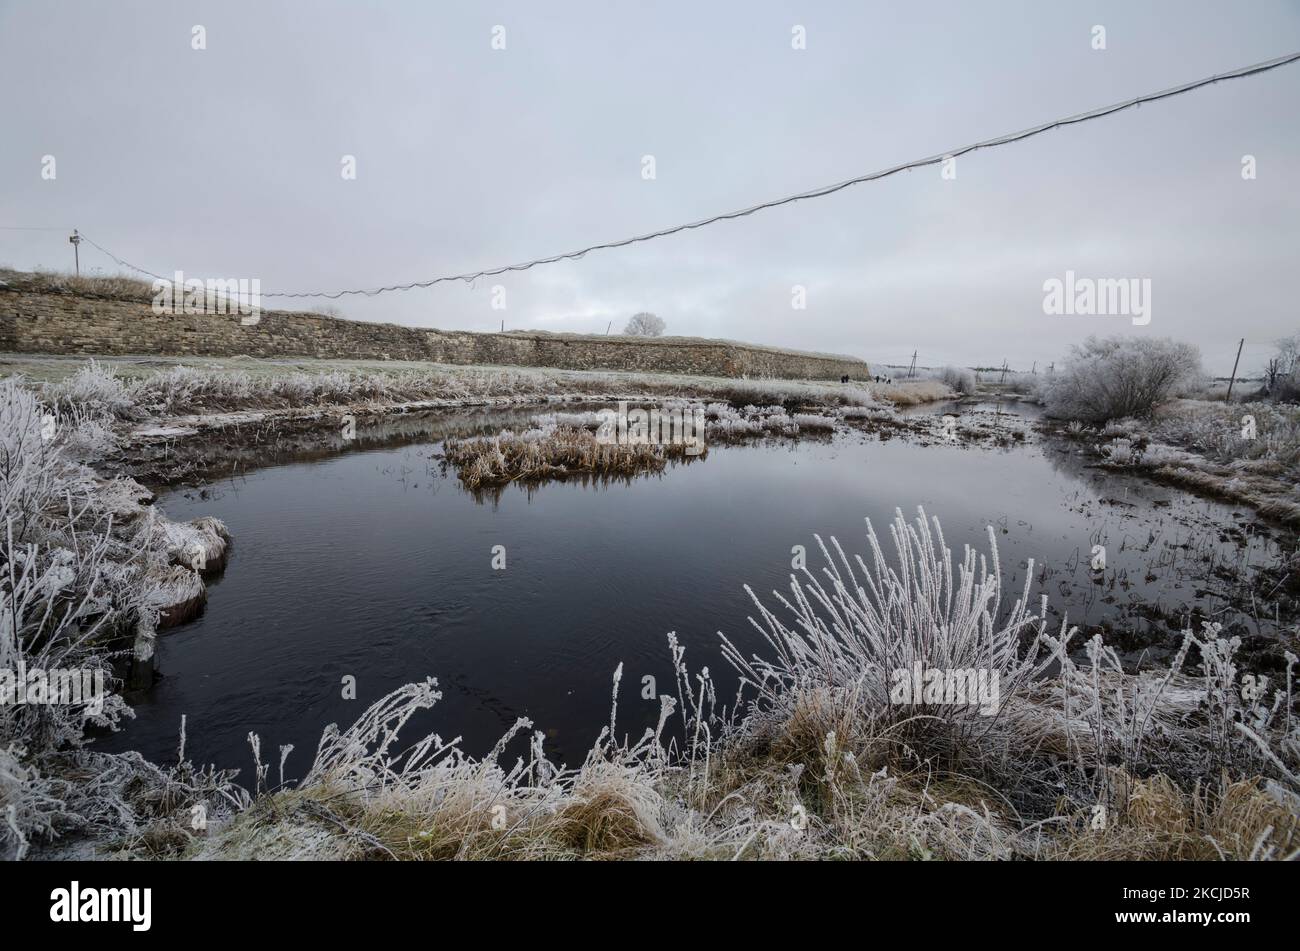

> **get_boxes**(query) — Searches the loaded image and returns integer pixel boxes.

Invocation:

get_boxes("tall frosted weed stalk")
[725,508,1045,721]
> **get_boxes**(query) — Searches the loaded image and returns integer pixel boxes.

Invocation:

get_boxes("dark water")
[97,402,1291,783]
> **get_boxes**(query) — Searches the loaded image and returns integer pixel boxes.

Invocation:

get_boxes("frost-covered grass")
[1065,398,1300,525]
[5,268,156,300]
[790,412,837,431]
[0,380,244,859]
[867,379,954,406]
[24,358,896,424]
[184,509,1300,860]
[1143,400,1300,472]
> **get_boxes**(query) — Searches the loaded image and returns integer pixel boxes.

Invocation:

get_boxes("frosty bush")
[938,366,976,396]
[791,413,836,431]
[0,380,241,858]
[723,507,1046,726]
[41,359,141,422]
[1041,336,1203,424]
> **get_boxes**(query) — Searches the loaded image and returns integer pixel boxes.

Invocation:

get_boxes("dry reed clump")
[1051,773,1300,860]
[442,425,702,488]
[442,402,859,490]
[178,508,1300,862]
[866,379,954,406]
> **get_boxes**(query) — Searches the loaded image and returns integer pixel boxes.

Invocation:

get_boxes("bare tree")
[1268,332,1300,401]
[1264,356,1283,394]
[624,312,666,337]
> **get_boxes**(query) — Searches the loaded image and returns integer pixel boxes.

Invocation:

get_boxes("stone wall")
[0,282,869,380]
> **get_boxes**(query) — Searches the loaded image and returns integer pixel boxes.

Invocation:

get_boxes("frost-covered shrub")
[724,508,1045,725]
[938,366,977,396]
[41,359,140,421]
[1042,336,1203,424]
[706,405,799,439]
[791,413,836,431]
[707,416,765,438]
[1100,437,1143,466]
[0,381,241,858]
[57,412,120,464]
[838,405,889,419]
[703,402,739,420]
[132,365,255,414]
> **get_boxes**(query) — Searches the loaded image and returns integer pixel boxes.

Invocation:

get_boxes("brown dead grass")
[1053,773,1299,860]
[442,425,703,488]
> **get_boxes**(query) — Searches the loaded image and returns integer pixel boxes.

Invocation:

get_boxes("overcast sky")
[2,1,1297,374]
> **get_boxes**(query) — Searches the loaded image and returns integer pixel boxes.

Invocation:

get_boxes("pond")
[97,401,1293,784]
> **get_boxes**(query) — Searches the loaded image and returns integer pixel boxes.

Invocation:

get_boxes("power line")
[56,50,1300,300]
[76,235,171,283]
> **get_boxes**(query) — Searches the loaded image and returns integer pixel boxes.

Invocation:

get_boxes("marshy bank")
[4,360,1299,860]
[3,355,952,484]
[1046,398,1300,529]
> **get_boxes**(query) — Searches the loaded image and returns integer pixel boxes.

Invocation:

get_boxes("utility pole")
[999,360,1009,385]
[1226,337,1245,401]
[68,229,82,277]
[605,321,612,335]
[907,349,917,379]
[1031,361,1036,375]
